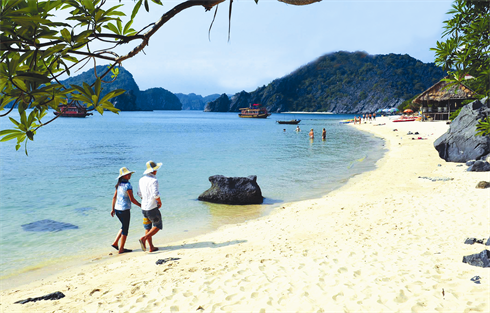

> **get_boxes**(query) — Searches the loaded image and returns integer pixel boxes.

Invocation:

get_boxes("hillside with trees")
[206,51,446,113]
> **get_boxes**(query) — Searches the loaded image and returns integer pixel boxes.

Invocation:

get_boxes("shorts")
[142,208,163,230]
[115,209,130,236]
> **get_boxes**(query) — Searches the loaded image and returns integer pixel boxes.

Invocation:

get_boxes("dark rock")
[466,160,476,166]
[470,276,481,284]
[204,93,231,112]
[468,161,490,172]
[156,257,181,265]
[198,175,263,205]
[462,250,490,268]
[465,238,485,245]
[486,237,490,246]
[21,219,79,232]
[15,291,65,304]
[476,181,490,189]
[434,98,490,162]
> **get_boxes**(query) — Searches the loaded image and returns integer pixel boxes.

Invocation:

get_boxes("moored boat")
[54,104,93,118]
[238,105,271,118]
[277,119,301,125]
[393,116,416,122]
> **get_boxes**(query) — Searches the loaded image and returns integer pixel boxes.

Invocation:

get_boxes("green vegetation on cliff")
[207,51,446,114]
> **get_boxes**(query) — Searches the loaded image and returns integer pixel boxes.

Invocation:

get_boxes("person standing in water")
[322,128,326,140]
[309,129,314,139]
[138,160,163,252]
[111,167,141,254]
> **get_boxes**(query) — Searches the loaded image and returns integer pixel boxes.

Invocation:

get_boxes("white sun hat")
[116,167,135,179]
[143,160,162,174]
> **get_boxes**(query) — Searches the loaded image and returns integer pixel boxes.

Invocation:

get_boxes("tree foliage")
[432,0,490,137]
[431,0,489,98]
[0,0,319,154]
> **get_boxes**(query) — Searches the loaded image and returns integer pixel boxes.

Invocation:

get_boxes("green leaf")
[0,131,24,142]
[144,0,149,12]
[96,106,104,115]
[131,0,142,20]
[60,28,71,42]
[9,117,20,127]
[94,78,101,97]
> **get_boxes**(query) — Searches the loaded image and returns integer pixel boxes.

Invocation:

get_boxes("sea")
[0,110,385,286]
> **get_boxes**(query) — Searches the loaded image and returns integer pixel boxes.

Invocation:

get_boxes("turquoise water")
[0,111,384,280]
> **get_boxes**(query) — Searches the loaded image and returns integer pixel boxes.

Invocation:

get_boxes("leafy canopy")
[431,0,490,137]
[0,0,320,154]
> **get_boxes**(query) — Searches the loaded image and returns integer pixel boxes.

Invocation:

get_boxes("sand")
[1,117,489,312]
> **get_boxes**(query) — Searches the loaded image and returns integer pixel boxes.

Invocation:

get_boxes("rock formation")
[434,98,490,162]
[198,175,263,205]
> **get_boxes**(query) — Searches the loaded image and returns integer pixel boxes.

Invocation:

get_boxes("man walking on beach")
[137,160,163,252]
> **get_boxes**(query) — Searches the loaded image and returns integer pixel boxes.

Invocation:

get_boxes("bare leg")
[112,229,122,249]
[118,235,130,254]
[140,227,160,252]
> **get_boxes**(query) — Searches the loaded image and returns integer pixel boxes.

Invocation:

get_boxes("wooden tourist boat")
[276,119,301,125]
[238,105,271,118]
[54,104,93,118]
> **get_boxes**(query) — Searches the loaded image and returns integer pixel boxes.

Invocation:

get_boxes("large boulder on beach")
[21,219,79,232]
[434,98,490,162]
[198,175,263,205]
[462,250,490,268]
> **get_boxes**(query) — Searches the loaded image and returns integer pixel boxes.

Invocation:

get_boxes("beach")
[1,116,489,312]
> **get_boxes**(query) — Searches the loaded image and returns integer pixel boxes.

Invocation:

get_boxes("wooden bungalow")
[413,78,476,121]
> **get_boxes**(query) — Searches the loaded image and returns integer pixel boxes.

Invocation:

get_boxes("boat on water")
[54,104,93,118]
[238,105,271,118]
[277,119,301,125]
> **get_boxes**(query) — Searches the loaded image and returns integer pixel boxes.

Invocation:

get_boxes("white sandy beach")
[1,117,489,313]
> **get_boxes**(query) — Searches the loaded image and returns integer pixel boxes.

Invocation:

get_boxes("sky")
[93,0,454,96]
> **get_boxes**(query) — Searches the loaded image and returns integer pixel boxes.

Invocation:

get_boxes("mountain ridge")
[205,51,446,114]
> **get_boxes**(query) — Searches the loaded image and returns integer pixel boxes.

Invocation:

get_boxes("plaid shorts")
[142,208,162,230]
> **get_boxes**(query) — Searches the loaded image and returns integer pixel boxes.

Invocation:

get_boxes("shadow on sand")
[157,239,247,252]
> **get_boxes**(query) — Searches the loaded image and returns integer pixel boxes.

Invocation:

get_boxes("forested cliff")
[205,51,446,113]
[61,66,182,111]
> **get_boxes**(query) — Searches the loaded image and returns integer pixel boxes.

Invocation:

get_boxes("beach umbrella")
[404,109,413,113]
[389,108,399,112]
[376,109,383,113]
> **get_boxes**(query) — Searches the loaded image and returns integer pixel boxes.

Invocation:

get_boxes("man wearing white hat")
[137,160,163,252]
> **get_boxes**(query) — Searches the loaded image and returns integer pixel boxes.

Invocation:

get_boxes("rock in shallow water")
[21,219,79,232]
[198,175,263,205]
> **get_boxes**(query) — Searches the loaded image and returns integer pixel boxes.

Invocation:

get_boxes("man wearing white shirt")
[138,160,163,252]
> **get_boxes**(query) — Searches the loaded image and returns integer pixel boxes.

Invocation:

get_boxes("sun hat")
[116,167,135,180]
[144,160,162,174]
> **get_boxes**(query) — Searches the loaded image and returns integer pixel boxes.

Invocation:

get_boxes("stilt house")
[413,78,475,120]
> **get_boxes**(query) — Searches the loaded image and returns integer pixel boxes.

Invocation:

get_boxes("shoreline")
[1,117,489,312]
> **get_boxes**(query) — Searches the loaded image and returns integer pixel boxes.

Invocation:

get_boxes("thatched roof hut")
[413,79,475,104]
[413,78,476,120]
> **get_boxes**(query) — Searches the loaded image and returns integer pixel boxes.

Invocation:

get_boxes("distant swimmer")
[309,129,314,139]
[322,128,326,140]
[296,126,301,132]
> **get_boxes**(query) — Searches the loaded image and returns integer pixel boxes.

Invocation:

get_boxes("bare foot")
[139,238,146,252]
[119,248,132,254]
[149,247,159,253]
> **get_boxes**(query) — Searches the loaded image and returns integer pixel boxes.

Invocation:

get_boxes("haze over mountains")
[61,51,446,113]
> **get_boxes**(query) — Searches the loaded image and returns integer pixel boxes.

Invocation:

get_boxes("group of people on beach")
[292,126,327,140]
[354,113,376,125]
[111,160,163,254]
